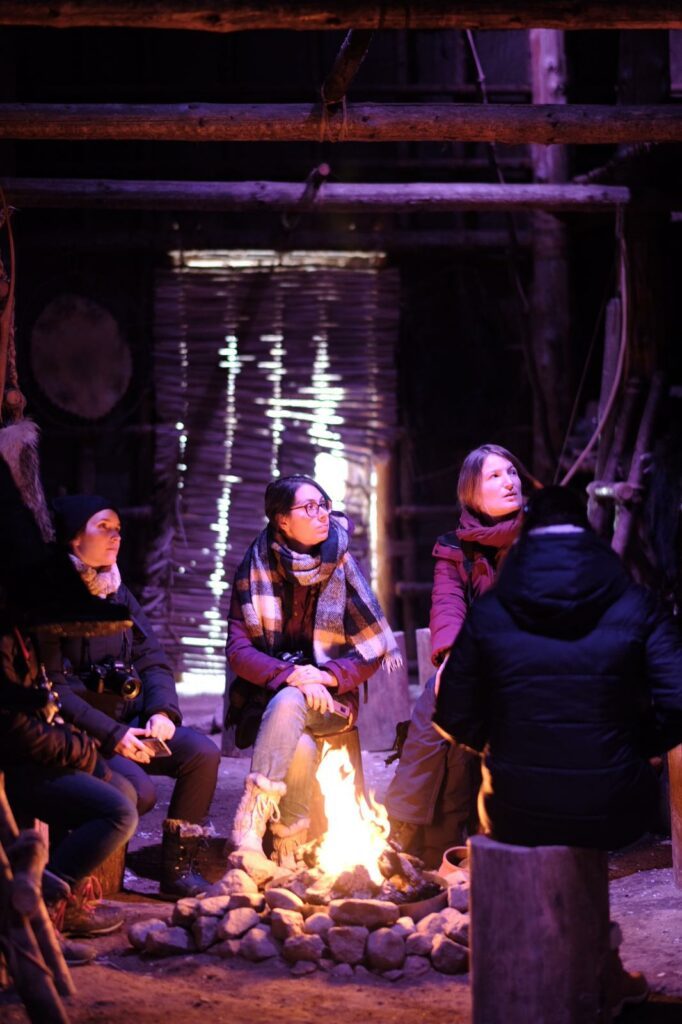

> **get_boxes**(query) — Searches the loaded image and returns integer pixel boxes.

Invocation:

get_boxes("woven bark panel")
[143,253,399,685]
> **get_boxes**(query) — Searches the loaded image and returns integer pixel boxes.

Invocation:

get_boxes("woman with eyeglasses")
[226,474,401,869]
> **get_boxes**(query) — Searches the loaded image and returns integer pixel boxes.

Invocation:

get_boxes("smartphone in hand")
[140,736,172,757]
[331,699,351,719]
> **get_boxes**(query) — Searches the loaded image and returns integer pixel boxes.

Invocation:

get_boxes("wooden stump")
[357,631,410,751]
[669,744,682,889]
[415,627,433,690]
[469,835,610,1024]
[91,842,126,897]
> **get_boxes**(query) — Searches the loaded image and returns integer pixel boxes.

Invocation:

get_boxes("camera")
[85,655,141,701]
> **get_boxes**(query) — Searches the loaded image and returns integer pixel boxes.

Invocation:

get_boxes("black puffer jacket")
[0,630,98,774]
[434,530,682,849]
[39,585,181,756]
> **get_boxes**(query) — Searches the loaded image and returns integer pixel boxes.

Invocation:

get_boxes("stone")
[127,919,168,951]
[328,899,400,929]
[331,865,379,900]
[304,912,333,940]
[405,932,433,957]
[304,876,337,905]
[416,911,447,939]
[239,926,280,962]
[354,965,372,979]
[391,916,415,938]
[443,910,469,948]
[404,955,432,977]
[265,887,305,912]
[318,957,335,972]
[291,961,317,976]
[331,962,354,978]
[327,926,368,965]
[227,892,265,912]
[196,895,233,917]
[213,939,241,958]
[447,883,469,913]
[283,934,325,963]
[383,969,405,982]
[192,916,220,951]
[366,928,406,972]
[228,850,277,887]
[171,898,200,927]
[216,907,260,940]
[144,926,195,956]
[270,908,305,942]
[430,934,468,975]
[205,869,259,896]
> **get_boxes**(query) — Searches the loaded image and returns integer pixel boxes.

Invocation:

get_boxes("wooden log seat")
[468,835,611,1024]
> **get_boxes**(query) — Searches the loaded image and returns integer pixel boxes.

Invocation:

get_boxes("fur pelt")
[0,419,54,542]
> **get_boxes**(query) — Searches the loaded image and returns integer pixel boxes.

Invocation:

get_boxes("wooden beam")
[1,103,681,144]
[0,2,678,32]
[3,178,678,212]
[321,30,374,107]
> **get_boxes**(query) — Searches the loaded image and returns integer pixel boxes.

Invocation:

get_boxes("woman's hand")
[114,727,152,763]
[287,665,338,688]
[299,683,335,714]
[146,713,176,742]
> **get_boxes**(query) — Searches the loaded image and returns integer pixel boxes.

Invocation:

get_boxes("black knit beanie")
[52,495,119,546]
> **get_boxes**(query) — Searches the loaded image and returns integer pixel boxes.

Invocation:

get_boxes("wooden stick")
[0,2,678,32]
[321,30,374,107]
[0,842,70,1024]
[7,830,48,915]
[670,744,682,889]
[1,103,680,144]
[3,178,677,213]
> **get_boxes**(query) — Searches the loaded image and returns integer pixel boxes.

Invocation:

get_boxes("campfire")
[298,742,443,908]
[127,744,470,978]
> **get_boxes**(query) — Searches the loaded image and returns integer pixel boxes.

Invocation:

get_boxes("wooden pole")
[529,29,571,478]
[669,744,682,889]
[321,30,374,107]
[1,103,680,144]
[3,178,676,212]
[0,2,678,32]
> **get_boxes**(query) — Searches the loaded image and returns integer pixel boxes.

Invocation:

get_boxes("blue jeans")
[5,764,139,887]
[251,686,351,826]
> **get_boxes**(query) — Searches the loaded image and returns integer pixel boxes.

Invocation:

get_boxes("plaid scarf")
[235,518,402,672]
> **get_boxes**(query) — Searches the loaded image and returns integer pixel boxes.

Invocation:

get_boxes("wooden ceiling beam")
[0,2,678,32]
[2,178,678,212]
[2,103,681,144]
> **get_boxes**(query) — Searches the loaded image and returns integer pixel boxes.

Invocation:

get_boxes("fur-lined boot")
[270,817,310,871]
[230,772,286,859]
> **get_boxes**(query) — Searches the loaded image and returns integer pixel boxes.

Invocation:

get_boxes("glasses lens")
[304,500,331,517]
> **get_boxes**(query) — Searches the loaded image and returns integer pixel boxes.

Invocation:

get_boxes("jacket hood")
[495,531,630,638]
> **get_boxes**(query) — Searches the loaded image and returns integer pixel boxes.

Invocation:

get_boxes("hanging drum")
[30,293,133,420]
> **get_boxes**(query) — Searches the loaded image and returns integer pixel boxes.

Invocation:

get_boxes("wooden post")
[669,744,682,889]
[469,835,611,1024]
[373,452,396,627]
[0,2,678,32]
[321,30,374,107]
[529,29,570,479]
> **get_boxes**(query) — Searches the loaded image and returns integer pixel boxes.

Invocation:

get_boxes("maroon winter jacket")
[429,509,522,665]
[226,584,379,719]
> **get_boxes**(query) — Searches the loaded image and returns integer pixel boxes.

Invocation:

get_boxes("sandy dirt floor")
[2,694,681,1024]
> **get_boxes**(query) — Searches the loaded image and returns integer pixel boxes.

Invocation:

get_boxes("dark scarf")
[456,507,523,568]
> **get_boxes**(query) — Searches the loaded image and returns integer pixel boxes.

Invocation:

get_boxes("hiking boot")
[50,876,124,938]
[603,949,649,1018]
[160,819,212,898]
[60,937,97,966]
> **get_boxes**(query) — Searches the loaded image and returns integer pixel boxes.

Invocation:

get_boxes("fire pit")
[127,743,469,979]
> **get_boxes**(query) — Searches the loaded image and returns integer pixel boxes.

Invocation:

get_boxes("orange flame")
[315,742,390,884]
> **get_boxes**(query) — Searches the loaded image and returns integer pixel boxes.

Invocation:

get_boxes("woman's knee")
[263,685,306,722]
